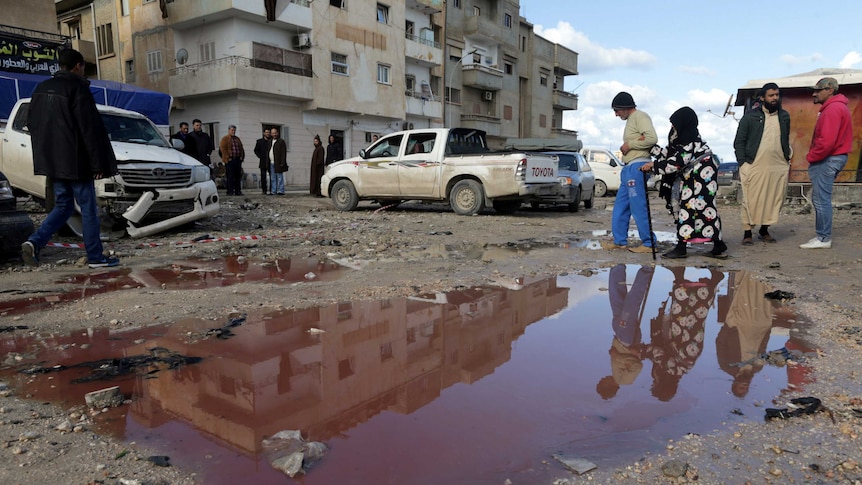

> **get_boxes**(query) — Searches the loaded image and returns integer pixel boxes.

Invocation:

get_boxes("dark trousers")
[259,166,269,193]
[226,158,243,195]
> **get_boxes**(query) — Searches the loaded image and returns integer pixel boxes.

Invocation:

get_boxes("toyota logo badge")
[152,167,167,178]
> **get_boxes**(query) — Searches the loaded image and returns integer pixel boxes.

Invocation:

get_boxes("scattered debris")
[262,430,328,478]
[84,386,125,409]
[147,455,171,467]
[204,314,248,339]
[0,325,28,333]
[764,290,795,301]
[765,397,822,420]
[661,459,689,478]
[20,347,202,383]
[552,454,597,475]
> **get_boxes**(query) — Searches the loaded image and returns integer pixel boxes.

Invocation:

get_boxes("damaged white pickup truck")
[0,99,219,238]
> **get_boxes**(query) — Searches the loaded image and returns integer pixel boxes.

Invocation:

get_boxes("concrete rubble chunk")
[84,386,124,409]
[552,454,597,475]
[262,429,328,478]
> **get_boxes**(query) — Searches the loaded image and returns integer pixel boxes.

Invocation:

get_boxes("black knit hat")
[611,92,636,109]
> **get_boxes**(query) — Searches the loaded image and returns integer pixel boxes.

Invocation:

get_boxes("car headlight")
[0,179,13,201]
[557,176,573,186]
[192,165,211,183]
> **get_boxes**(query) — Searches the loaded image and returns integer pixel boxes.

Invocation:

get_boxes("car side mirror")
[609,160,618,167]
[359,149,367,159]
[171,139,185,150]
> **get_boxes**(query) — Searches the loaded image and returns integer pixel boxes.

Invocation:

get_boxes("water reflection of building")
[1,276,567,457]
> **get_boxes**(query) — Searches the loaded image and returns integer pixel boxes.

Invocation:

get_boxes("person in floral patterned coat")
[641,107,728,259]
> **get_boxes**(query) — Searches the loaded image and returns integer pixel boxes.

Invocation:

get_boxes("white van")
[580,147,622,197]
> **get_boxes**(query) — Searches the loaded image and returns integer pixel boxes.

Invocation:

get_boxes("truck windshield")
[101,113,169,147]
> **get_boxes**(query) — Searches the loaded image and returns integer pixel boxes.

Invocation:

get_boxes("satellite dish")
[721,94,733,117]
[176,48,188,65]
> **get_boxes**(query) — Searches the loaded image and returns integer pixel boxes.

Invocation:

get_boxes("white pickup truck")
[0,99,219,238]
[321,128,560,215]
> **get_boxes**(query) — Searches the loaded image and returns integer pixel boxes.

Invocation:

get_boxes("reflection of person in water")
[597,264,654,400]
[644,266,723,401]
[716,270,774,398]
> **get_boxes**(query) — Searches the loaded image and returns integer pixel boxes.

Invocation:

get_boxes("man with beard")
[733,82,792,245]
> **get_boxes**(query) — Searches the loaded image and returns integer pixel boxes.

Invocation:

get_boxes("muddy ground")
[1,188,861,484]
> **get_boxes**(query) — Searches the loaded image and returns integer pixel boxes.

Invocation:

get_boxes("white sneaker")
[799,238,832,249]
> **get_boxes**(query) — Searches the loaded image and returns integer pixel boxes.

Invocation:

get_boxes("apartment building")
[47,0,578,186]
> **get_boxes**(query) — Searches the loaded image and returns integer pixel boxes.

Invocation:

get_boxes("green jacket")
[733,107,791,164]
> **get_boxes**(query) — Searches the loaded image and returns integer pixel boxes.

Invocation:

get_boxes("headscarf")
[669,107,700,146]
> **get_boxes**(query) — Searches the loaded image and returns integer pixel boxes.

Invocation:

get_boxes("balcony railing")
[405,32,440,49]
[169,55,312,78]
[405,89,441,102]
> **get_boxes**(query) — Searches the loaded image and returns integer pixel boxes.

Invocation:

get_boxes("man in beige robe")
[733,83,792,244]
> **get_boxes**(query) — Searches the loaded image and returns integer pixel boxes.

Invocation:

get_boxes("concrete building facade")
[44,0,579,187]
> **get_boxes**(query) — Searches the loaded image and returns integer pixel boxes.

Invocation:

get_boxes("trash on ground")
[262,429,328,478]
[765,396,822,420]
[204,314,247,339]
[764,290,795,301]
[20,347,202,383]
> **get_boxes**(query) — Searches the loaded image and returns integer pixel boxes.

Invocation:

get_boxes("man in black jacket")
[21,48,120,268]
[253,128,271,194]
[170,121,198,159]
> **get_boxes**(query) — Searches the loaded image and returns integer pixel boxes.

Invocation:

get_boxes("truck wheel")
[492,200,520,214]
[583,187,595,209]
[594,180,608,198]
[449,180,484,215]
[567,186,581,212]
[331,180,359,211]
[0,211,34,259]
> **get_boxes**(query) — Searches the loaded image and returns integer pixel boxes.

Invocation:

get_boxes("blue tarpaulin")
[0,71,171,125]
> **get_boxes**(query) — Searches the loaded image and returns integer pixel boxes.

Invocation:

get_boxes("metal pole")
[643,170,656,260]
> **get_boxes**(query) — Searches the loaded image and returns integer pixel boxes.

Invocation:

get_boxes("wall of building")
[2,0,58,33]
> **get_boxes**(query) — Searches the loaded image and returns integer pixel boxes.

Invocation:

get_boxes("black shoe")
[236,192,244,196]
[663,246,687,259]
[711,240,728,256]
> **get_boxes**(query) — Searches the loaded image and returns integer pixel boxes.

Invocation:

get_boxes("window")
[449,46,462,62]
[125,59,134,75]
[331,52,349,75]
[452,0,461,7]
[539,114,547,128]
[376,4,389,24]
[121,0,129,16]
[96,24,114,56]
[504,105,513,120]
[520,36,527,52]
[405,20,415,37]
[505,62,513,75]
[330,0,344,7]
[540,74,548,86]
[143,0,155,3]
[472,6,480,16]
[377,64,390,84]
[65,18,81,40]
[199,42,215,62]
[504,13,513,28]
[445,87,461,104]
[405,75,416,93]
[146,50,163,73]
[380,342,394,362]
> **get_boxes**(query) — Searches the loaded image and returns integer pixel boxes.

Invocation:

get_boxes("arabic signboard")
[0,33,64,75]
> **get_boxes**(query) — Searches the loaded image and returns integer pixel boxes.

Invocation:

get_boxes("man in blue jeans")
[607,92,658,253]
[21,48,120,268]
[800,77,853,249]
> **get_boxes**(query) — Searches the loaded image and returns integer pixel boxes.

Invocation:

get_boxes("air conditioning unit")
[402,122,414,130]
[483,91,493,101]
[293,33,311,49]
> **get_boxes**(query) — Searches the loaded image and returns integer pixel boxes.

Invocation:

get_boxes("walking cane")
[642,170,656,260]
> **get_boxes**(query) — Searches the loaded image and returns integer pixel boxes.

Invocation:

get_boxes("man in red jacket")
[800,77,853,249]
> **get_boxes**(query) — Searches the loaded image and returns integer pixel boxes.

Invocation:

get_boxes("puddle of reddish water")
[0,266,814,484]
[0,256,345,317]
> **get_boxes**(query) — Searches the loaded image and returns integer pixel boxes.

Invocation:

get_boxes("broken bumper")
[123,184,220,238]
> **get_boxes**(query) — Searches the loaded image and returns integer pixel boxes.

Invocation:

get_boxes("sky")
[520,0,862,161]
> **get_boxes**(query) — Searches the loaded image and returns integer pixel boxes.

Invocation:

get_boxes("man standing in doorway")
[733,82,792,245]
[800,77,853,249]
[325,134,343,165]
[189,118,214,173]
[269,127,288,195]
[219,125,245,196]
[607,92,658,253]
[254,128,271,194]
[21,48,120,268]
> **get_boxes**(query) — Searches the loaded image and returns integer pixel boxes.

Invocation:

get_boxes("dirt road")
[1,191,861,484]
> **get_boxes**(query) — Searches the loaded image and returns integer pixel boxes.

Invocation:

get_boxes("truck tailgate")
[524,154,558,183]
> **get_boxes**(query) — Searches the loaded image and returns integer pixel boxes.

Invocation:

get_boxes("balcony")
[554,44,578,77]
[406,91,443,119]
[169,55,313,100]
[463,14,515,45]
[552,90,578,110]
[461,64,503,91]
[405,34,442,67]
[71,39,96,64]
[551,127,579,139]
[460,113,501,132]
[407,0,443,14]
[166,0,312,32]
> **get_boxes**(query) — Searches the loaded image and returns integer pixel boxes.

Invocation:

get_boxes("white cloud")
[779,53,825,65]
[534,22,657,72]
[839,51,862,68]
